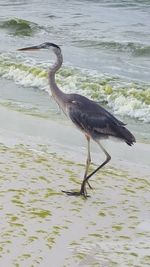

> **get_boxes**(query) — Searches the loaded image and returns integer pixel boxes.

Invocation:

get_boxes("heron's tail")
[120,126,136,146]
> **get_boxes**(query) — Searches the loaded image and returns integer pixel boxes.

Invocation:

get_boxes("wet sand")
[0,107,150,267]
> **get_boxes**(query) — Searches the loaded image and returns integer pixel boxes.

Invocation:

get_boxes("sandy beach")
[0,106,150,267]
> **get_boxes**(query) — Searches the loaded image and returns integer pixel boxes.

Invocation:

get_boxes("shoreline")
[0,105,149,170]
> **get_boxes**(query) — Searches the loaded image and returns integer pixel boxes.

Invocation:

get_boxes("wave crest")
[73,40,150,57]
[0,54,150,122]
[0,18,43,36]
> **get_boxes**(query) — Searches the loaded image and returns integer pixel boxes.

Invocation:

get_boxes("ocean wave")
[73,40,150,57]
[0,54,150,122]
[0,18,44,36]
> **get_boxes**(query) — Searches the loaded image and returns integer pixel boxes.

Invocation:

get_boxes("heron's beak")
[17,45,41,51]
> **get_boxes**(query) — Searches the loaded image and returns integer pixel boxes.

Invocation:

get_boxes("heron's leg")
[80,141,111,194]
[62,136,92,198]
[84,136,92,190]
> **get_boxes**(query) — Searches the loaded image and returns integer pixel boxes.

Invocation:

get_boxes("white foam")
[0,53,150,123]
[108,95,150,122]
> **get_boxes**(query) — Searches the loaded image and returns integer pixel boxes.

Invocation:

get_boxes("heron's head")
[18,42,61,54]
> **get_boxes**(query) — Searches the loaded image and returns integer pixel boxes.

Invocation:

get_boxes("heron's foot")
[62,190,90,198]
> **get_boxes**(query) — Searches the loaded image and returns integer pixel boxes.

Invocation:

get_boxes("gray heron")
[18,42,136,197]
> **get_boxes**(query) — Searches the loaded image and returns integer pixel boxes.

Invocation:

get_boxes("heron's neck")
[48,51,65,101]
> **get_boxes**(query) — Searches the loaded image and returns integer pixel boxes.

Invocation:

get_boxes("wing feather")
[68,95,135,145]
[68,100,117,137]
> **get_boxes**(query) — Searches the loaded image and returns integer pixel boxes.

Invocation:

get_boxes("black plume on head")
[41,42,61,50]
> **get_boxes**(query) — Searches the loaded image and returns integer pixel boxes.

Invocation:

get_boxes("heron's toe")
[61,190,90,198]
[87,181,93,190]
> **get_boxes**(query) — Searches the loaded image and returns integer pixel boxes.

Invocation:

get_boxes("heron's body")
[58,93,134,145]
[18,42,136,197]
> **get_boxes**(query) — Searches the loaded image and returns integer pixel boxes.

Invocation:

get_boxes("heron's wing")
[68,98,135,145]
[68,100,119,137]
